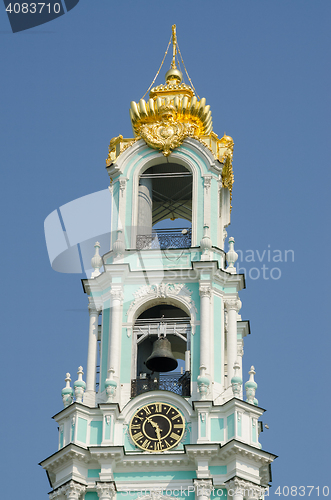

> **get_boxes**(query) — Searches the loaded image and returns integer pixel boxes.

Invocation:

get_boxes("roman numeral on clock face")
[133,432,143,441]
[155,403,162,413]
[141,439,151,449]
[170,432,180,440]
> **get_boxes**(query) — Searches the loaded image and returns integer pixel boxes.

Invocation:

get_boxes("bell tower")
[41,26,276,500]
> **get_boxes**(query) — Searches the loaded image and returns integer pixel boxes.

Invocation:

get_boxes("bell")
[146,336,178,372]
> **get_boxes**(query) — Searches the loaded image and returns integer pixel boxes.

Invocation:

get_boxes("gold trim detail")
[139,104,195,157]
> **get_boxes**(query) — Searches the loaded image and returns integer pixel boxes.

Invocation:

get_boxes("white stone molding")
[96,482,116,500]
[203,175,212,233]
[49,481,86,500]
[194,479,213,500]
[226,478,266,500]
[127,283,197,324]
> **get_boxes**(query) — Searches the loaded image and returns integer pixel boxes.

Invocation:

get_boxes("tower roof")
[129,25,213,156]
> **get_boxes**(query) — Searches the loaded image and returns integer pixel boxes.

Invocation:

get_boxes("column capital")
[49,481,86,500]
[199,285,211,298]
[110,288,124,302]
[194,479,213,497]
[224,298,242,312]
[96,482,116,499]
[226,478,265,499]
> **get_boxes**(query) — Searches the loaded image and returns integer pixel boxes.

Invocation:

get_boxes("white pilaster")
[109,287,124,382]
[224,298,241,386]
[199,285,211,374]
[85,301,99,405]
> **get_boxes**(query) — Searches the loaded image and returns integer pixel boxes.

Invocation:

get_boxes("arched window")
[137,163,192,249]
[131,303,191,397]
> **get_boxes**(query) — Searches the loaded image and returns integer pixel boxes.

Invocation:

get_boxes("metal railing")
[131,372,191,398]
[136,228,191,250]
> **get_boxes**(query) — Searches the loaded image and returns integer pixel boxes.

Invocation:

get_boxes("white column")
[194,479,213,500]
[96,482,116,500]
[199,285,211,373]
[224,298,241,386]
[86,301,99,395]
[137,177,152,236]
[109,288,124,380]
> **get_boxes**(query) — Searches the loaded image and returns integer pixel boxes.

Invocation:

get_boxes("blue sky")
[0,1,330,498]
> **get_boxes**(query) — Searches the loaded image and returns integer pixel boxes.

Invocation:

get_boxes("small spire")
[91,241,103,278]
[171,24,177,69]
[165,25,183,85]
[74,366,86,404]
[61,372,73,408]
[245,365,258,405]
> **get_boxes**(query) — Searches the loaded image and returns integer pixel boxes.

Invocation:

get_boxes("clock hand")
[146,417,163,443]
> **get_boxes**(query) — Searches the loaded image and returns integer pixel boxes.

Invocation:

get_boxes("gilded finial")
[171,24,177,69]
[165,25,182,85]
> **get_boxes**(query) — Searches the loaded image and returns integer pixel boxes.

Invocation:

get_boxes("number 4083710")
[274,486,329,497]
[6,3,62,14]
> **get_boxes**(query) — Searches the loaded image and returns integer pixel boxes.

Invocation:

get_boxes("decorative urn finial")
[226,236,238,273]
[61,372,73,408]
[74,366,86,403]
[105,368,117,402]
[91,241,103,278]
[197,365,210,399]
[200,225,212,261]
[245,365,258,405]
[231,360,242,398]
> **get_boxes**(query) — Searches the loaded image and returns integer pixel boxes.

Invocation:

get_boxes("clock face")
[129,402,185,452]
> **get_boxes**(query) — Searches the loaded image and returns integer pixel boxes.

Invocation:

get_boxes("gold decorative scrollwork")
[139,104,196,156]
[221,154,234,211]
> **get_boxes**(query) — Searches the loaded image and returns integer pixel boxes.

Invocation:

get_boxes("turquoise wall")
[213,295,222,384]
[105,416,111,440]
[77,417,87,444]
[200,414,206,438]
[85,493,98,500]
[90,420,102,445]
[100,300,110,392]
[237,414,242,437]
[88,469,101,478]
[114,471,196,481]
[210,417,224,442]
[210,465,227,475]
[227,414,234,440]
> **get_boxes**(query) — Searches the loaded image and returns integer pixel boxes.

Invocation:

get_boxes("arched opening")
[131,303,191,397]
[136,163,192,249]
